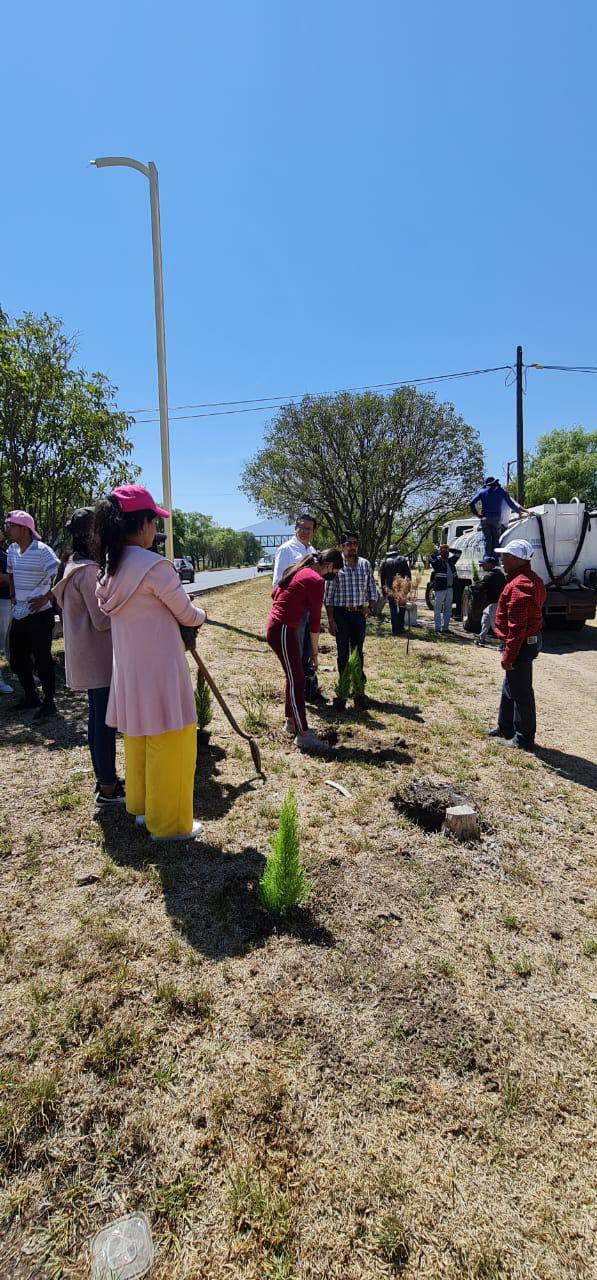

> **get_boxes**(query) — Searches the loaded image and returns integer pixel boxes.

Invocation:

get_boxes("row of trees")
[171,510,262,567]
[2,309,594,567]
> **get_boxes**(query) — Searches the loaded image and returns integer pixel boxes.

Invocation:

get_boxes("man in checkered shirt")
[324,531,379,707]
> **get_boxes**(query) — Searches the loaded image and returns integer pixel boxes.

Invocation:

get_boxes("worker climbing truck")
[426,499,597,632]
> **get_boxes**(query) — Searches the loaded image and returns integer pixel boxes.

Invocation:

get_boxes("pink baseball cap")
[111,484,170,519]
[5,510,43,540]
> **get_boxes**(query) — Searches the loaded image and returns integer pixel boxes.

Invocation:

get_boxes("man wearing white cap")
[5,511,59,719]
[486,539,546,750]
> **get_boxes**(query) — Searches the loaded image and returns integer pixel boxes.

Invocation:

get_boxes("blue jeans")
[388,598,406,635]
[434,589,453,632]
[88,687,117,787]
[480,518,503,557]
[498,641,540,745]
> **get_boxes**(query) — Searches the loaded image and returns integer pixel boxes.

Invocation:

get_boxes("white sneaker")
[294,728,330,753]
[0,680,13,694]
[150,820,204,843]
[134,815,146,826]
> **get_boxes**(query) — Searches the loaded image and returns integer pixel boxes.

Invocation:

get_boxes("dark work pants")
[480,518,504,557]
[388,598,406,635]
[88,687,117,787]
[498,644,539,745]
[9,610,55,703]
[334,608,367,680]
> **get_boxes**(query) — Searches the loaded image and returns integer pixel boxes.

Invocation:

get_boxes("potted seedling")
[195,668,213,747]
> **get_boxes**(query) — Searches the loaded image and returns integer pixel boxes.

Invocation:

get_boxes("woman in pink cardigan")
[95,485,206,842]
[52,508,122,807]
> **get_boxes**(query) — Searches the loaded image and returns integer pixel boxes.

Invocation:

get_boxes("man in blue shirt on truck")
[469,477,529,556]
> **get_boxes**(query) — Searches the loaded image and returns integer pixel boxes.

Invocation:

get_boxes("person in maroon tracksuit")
[266,549,343,753]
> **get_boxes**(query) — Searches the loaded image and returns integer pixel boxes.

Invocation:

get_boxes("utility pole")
[516,345,524,505]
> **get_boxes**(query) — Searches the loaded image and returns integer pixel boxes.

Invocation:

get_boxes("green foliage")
[0,310,138,544]
[240,388,484,563]
[516,427,597,508]
[335,648,364,700]
[259,788,310,916]
[171,508,262,567]
[194,669,213,730]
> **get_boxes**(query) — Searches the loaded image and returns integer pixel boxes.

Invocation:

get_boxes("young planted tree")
[194,669,213,735]
[334,648,364,706]
[259,788,310,916]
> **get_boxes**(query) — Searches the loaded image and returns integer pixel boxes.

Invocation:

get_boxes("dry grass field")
[1,575,596,1279]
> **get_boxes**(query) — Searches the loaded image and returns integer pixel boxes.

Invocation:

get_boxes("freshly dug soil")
[393,777,473,830]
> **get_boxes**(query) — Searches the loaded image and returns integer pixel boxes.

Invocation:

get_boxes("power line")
[128,363,513,424]
[125,359,597,426]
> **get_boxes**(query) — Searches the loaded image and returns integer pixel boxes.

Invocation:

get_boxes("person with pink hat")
[94,485,207,842]
[5,510,60,718]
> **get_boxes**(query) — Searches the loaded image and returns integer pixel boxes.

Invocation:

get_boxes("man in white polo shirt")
[5,510,59,719]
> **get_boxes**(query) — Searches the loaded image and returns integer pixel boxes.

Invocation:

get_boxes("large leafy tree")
[0,311,138,544]
[523,427,597,508]
[240,389,484,563]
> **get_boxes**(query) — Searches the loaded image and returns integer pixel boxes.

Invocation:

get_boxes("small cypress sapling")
[194,668,213,730]
[259,787,310,916]
[347,647,364,697]
[334,661,352,702]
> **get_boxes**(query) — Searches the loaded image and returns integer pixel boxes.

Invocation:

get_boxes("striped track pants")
[266,621,308,733]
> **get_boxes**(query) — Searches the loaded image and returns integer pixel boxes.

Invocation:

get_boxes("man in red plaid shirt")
[486,539,546,751]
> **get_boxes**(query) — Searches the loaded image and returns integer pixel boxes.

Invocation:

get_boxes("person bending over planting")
[266,549,343,753]
[95,485,207,842]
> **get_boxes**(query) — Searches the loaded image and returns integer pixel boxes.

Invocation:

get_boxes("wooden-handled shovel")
[180,626,263,776]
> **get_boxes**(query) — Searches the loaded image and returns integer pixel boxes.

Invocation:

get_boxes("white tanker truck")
[425,499,597,632]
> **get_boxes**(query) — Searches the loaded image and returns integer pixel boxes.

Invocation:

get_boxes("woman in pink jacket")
[95,485,206,842]
[52,507,122,807]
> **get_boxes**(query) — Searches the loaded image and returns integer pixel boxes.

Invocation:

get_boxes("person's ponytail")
[278,547,343,588]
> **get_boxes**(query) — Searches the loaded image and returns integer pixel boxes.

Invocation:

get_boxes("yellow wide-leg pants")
[124,724,197,838]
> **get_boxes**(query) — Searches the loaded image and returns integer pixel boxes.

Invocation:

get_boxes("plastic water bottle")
[90,1213,153,1279]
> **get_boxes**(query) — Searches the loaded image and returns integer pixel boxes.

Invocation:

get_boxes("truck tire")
[461,585,482,633]
[425,582,435,611]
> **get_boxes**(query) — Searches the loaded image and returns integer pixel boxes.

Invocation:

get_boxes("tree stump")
[444,804,480,841]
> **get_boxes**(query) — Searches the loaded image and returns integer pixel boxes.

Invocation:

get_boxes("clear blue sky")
[3,0,596,527]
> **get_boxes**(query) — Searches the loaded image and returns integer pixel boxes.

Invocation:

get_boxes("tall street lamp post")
[90,156,174,560]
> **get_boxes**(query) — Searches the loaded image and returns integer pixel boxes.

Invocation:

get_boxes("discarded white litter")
[91,1213,153,1280]
[324,780,353,799]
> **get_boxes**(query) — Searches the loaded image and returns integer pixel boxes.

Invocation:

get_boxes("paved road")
[183,566,259,595]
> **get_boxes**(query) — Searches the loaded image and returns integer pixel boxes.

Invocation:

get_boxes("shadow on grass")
[535,744,597,793]
[95,806,335,960]
[366,697,425,722]
[206,618,267,644]
[333,743,414,766]
[0,687,88,751]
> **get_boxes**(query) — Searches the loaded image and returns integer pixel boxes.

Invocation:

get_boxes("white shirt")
[272,535,315,587]
[7,539,59,619]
